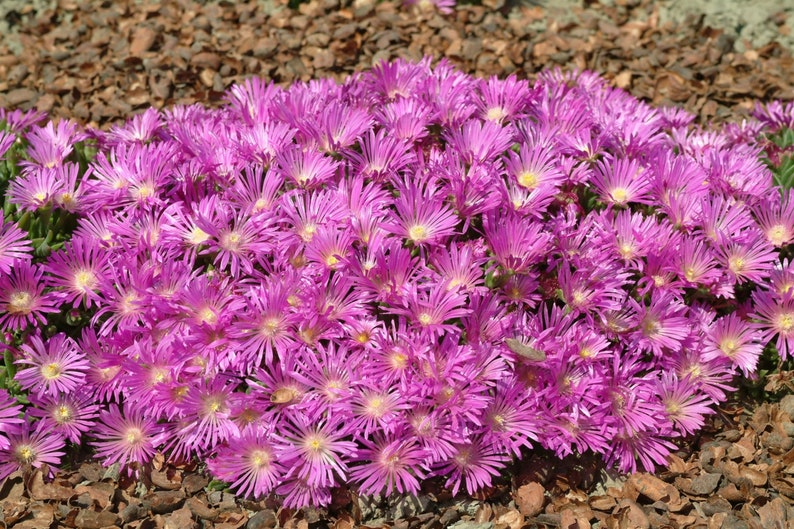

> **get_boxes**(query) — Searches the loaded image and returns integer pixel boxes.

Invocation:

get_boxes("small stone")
[4,88,38,107]
[448,521,494,529]
[700,497,732,517]
[186,496,219,521]
[626,473,680,503]
[120,501,150,523]
[74,509,120,529]
[690,472,721,495]
[439,508,461,527]
[164,506,195,529]
[149,490,186,515]
[253,37,277,58]
[74,492,93,508]
[208,491,224,505]
[756,497,788,528]
[183,473,210,495]
[151,468,182,491]
[246,509,277,529]
[515,482,544,517]
[333,23,357,40]
[461,38,482,61]
[615,499,649,529]
[780,395,794,419]
[200,68,216,87]
[389,494,433,519]
[589,495,617,512]
[12,503,55,529]
[130,26,156,55]
[192,52,222,70]
[312,49,335,69]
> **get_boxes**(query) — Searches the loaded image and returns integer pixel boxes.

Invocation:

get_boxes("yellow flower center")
[720,338,739,357]
[517,171,538,189]
[41,363,61,380]
[728,256,745,274]
[408,224,428,243]
[486,107,506,122]
[55,405,72,422]
[198,306,217,326]
[250,450,270,468]
[74,269,97,292]
[777,313,794,333]
[15,445,35,464]
[642,317,660,337]
[389,351,408,370]
[253,198,269,212]
[610,187,629,204]
[306,435,323,452]
[135,183,155,200]
[205,396,224,415]
[767,224,790,246]
[221,231,242,251]
[188,227,210,246]
[8,291,33,314]
[126,427,144,445]
[618,242,635,260]
[366,395,386,417]
[417,312,433,326]
[299,223,317,242]
[261,317,281,337]
[570,289,587,307]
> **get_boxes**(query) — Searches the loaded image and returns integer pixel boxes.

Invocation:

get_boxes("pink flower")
[657,372,715,436]
[274,145,339,189]
[28,392,99,444]
[274,412,357,489]
[0,218,32,275]
[350,431,427,496]
[208,427,284,499]
[387,282,470,336]
[751,289,794,360]
[43,236,110,309]
[383,176,459,247]
[0,420,65,480]
[0,261,59,331]
[754,189,794,247]
[0,389,24,451]
[92,404,166,474]
[592,156,652,206]
[15,333,89,398]
[433,437,508,496]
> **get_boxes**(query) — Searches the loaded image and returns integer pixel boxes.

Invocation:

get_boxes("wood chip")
[515,482,544,517]
[129,26,157,55]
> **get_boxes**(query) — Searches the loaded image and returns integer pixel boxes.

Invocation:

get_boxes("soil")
[0,0,792,128]
[1,0,794,528]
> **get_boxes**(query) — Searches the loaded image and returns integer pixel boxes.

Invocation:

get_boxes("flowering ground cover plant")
[0,57,794,507]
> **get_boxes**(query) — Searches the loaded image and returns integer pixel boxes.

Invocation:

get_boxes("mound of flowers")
[0,57,793,507]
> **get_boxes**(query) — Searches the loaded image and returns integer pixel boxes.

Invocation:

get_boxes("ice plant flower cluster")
[1,58,793,505]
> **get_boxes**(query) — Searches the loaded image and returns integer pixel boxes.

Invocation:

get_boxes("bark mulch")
[3,395,794,528]
[0,0,792,128]
[1,0,794,528]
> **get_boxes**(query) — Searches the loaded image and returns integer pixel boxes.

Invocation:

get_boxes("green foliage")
[762,127,794,193]
[772,156,794,191]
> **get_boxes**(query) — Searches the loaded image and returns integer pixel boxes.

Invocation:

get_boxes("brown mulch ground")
[1,0,794,528]
[0,0,792,128]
